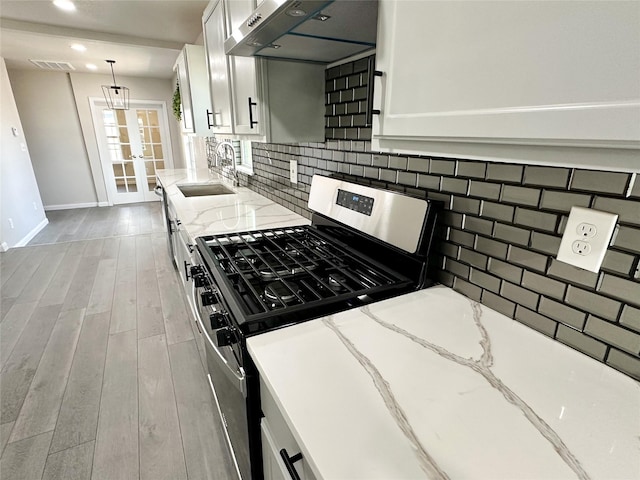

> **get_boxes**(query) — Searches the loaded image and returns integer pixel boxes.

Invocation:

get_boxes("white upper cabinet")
[203,0,234,134]
[202,0,325,143]
[225,0,263,135]
[372,0,640,160]
[174,44,211,136]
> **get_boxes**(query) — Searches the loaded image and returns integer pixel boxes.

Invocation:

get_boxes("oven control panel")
[336,189,374,216]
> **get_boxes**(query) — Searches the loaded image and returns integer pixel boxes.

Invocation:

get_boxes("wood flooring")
[0,203,238,480]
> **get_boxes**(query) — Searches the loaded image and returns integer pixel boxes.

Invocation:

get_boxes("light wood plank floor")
[0,204,237,479]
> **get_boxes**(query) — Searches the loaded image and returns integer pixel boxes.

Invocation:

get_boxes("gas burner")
[328,272,347,291]
[284,245,304,257]
[264,280,299,306]
[232,248,257,272]
[255,256,316,280]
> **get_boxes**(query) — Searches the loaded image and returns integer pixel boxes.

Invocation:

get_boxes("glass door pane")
[92,100,173,205]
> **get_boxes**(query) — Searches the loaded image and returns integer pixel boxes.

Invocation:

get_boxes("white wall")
[69,72,186,204]
[7,68,186,207]
[9,69,98,209]
[0,58,47,250]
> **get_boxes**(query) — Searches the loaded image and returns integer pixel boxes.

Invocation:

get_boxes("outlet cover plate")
[556,206,618,273]
[289,160,298,184]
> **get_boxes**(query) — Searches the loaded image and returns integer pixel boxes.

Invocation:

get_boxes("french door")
[91,100,173,204]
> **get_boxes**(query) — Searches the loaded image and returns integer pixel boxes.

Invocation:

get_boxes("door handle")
[279,449,303,480]
[248,97,258,129]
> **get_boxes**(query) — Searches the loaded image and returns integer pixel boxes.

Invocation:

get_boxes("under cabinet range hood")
[225,0,378,63]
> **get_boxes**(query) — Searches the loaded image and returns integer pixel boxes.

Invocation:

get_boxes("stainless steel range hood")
[224,0,378,63]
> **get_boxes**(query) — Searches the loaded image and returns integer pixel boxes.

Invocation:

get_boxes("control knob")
[209,311,228,330]
[189,265,208,287]
[216,327,236,347]
[200,290,218,306]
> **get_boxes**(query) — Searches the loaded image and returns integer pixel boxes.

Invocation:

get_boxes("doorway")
[91,99,174,204]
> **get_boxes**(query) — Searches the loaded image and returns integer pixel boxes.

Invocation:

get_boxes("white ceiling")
[0,0,209,78]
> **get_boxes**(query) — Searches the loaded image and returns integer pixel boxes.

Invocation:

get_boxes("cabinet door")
[373,0,640,149]
[225,0,263,136]
[203,0,234,134]
[184,45,212,136]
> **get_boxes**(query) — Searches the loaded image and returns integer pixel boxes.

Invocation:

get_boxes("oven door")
[194,281,251,480]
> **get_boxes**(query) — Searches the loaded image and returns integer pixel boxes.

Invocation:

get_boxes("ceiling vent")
[28,60,76,71]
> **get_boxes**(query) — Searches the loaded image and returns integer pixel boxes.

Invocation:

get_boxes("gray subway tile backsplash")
[538,296,587,330]
[556,324,608,361]
[570,169,630,195]
[469,180,501,200]
[565,286,622,322]
[501,282,539,310]
[487,258,523,284]
[235,54,640,380]
[547,259,599,289]
[521,271,567,301]
[500,185,541,207]
[515,306,558,337]
[513,207,558,232]
[606,349,640,380]
[482,290,516,317]
[613,226,640,254]
[540,190,592,213]
[584,315,640,355]
[523,166,571,188]
[486,163,523,183]
[620,305,640,333]
[456,160,487,179]
[593,197,640,226]
[598,274,640,308]
[430,158,456,175]
[481,201,514,222]
[493,222,530,246]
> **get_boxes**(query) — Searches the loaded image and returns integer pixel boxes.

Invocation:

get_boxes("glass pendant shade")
[102,60,130,110]
[102,84,130,110]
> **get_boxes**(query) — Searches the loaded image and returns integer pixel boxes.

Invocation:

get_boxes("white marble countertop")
[156,169,309,241]
[248,286,640,480]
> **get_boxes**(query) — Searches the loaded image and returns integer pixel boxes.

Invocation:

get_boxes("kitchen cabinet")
[166,196,207,366]
[174,44,211,136]
[202,0,325,143]
[260,377,316,480]
[372,0,640,161]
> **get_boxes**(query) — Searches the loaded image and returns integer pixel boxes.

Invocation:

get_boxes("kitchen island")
[248,286,639,480]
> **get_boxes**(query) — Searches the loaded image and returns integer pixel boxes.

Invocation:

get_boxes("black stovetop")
[196,223,422,335]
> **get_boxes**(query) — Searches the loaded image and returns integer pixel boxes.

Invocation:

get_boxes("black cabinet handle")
[248,97,258,129]
[279,449,303,480]
[206,109,214,128]
[366,59,382,126]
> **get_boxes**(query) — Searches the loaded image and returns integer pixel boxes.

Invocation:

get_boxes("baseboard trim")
[13,218,49,248]
[44,202,99,211]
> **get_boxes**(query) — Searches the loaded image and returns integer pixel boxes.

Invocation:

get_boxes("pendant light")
[102,60,129,110]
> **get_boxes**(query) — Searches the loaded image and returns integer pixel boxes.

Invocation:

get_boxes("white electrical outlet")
[557,206,618,273]
[8,218,14,229]
[289,160,298,184]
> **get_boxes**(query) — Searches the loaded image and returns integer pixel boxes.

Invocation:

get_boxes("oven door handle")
[197,313,247,397]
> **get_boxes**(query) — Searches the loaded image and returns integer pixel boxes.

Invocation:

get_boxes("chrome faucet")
[215,140,239,187]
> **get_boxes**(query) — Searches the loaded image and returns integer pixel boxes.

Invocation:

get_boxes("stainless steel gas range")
[190,175,441,480]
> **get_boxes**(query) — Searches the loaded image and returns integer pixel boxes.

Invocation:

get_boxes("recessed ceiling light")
[285,8,306,17]
[53,0,76,12]
[86,63,98,70]
[71,43,86,52]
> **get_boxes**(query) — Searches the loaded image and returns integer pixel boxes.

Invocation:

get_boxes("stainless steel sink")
[177,183,235,197]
